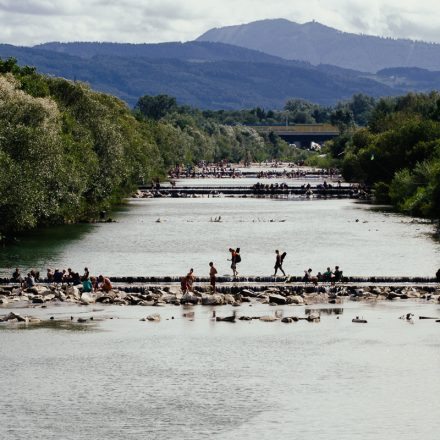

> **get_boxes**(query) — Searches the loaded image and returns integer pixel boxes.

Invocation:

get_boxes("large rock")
[28,285,50,295]
[66,286,81,300]
[240,289,257,298]
[81,292,94,305]
[307,312,320,322]
[142,313,161,322]
[2,312,26,322]
[281,317,294,323]
[259,315,278,322]
[269,294,287,305]
[161,294,178,304]
[224,294,236,304]
[181,293,199,304]
[202,294,225,305]
[286,295,304,305]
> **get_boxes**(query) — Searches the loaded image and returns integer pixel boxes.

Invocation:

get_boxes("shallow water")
[0,301,439,440]
[0,198,438,277]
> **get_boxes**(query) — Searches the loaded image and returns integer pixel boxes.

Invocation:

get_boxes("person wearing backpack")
[273,250,286,276]
[228,247,240,278]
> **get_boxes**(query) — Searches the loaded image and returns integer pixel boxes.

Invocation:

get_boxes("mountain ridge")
[197,18,440,73]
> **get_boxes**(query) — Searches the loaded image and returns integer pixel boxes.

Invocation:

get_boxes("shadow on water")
[0,319,98,332]
[0,202,131,272]
[0,223,95,270]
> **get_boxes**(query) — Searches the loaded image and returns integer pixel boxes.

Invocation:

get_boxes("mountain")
[0,42,405,108]
[35,41,290,65]
[197,19,440,73]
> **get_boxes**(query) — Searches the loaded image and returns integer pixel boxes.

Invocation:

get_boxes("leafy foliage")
[328,92,440,219]
[0,58,162,235]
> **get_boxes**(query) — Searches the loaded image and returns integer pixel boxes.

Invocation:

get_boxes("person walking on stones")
[229,248,241,278]
[273,250,286,276]
[209,262,218,292]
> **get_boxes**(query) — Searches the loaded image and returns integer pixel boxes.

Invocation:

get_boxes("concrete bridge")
[247,124,340,146]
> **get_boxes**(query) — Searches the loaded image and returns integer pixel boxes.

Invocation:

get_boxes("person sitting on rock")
[71,272,82,286]
[90,276,98,292]
[304,268,318,285]
[332,266,343,283]
[25,273,35,289]
[46,268,54,283]
[82,267,90,281]
[98,275,112,293]
[12,268,21,283]
[323,267,333,282]
[82,276,93,293]
[53,269,63,284]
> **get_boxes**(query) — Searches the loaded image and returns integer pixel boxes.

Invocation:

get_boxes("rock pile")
[0,284,438,309]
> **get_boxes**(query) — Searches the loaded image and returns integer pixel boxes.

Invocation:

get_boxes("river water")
[1,301,439,440]
[0,196,438,277]
[1,175,439,439]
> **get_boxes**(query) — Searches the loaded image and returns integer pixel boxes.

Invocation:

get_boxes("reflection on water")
[0,197,439,277]
[0,222,94,272]
[305,307,344,315]
[0,319,97,332]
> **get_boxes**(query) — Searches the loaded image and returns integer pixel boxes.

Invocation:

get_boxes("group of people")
[168,161,241,179]
[11,267,113,293]
[252,182,290,193]
[303,266,343,285]
[180,249,342,294]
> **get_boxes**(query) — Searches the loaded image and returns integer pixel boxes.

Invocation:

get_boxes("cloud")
[0,0,439,46]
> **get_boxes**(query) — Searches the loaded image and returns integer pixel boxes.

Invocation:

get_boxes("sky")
[0,0,439,46]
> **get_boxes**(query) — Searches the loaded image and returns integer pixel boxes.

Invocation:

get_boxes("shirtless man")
[209,262,218,292]
[186,268,195,292]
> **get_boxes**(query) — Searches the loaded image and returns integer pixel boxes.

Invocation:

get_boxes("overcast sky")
[0,0,439,46]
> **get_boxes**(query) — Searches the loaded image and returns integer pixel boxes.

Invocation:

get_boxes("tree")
[136,94,177,120]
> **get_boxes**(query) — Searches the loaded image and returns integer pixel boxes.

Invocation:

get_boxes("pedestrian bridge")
[246,124,340,146]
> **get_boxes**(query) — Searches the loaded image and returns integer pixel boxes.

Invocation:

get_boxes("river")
[0,195,438,278]
[1,301,439,440]
[1,175,439,439]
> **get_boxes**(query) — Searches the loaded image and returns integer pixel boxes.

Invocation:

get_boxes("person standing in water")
[209,262,218,292]
[273,250,286,276]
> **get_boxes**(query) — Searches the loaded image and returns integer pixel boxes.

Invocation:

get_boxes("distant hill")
[35,41,291,64]
[376,67,440,91]
[0,42,406,109]
[197,19,440,73]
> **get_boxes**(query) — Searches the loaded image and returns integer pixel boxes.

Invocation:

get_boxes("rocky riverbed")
[1,283,439,325]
